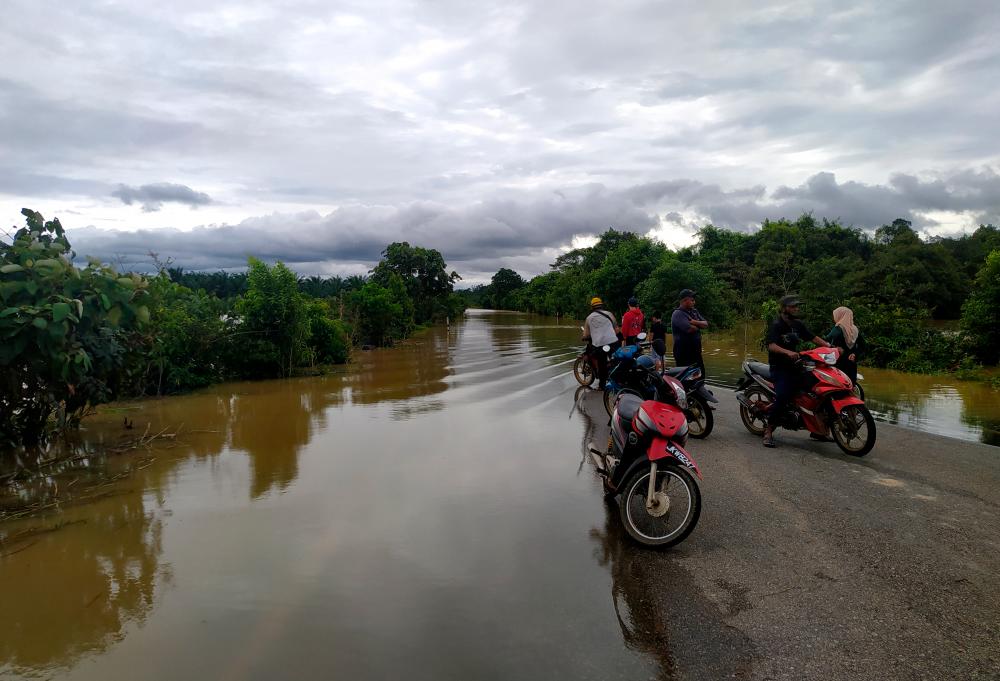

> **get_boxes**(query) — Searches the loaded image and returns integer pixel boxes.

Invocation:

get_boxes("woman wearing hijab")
[825,306,865,385]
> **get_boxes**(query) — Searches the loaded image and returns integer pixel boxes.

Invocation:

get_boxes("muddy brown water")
[0,310,997,680]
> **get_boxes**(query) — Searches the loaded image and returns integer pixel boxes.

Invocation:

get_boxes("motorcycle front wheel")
[573,356,596,386]
[686,394,714,439]
[619,464,701,548]
[831,404,876,456]
[738,387,771,436]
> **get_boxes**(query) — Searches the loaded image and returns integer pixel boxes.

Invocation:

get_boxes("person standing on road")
[582,297,620,390]
[825,306,865,386]
[762,295,831,448]
[621,297,645,347]
[671,289,708,375]
[649,311,667,370]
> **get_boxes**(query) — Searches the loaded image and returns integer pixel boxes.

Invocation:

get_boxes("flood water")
[1,310,998,680]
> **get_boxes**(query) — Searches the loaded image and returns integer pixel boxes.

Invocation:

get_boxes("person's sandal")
[763,432,776,448]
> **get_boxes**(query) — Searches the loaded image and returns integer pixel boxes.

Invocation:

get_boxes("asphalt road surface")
[581,387,1000,680]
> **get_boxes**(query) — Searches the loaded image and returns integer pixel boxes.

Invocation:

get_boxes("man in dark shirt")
[763,295,831,448]
[671,289,708,376]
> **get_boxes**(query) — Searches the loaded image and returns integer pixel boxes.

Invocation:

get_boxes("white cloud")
[1,0,999,276]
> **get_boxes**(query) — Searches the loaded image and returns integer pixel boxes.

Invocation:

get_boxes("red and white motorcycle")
[736,346,876,456]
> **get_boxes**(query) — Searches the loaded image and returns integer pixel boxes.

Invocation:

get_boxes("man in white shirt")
[582,296,621,389]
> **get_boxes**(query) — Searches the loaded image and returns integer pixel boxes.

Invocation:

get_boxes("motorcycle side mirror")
[602,345,611,352]
[637,332,647,340]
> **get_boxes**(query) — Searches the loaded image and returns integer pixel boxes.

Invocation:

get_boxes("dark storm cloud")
[67,167,1000,276]
[112,183,213,212]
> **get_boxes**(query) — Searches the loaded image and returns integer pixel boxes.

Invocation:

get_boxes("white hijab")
[833,306,859,348]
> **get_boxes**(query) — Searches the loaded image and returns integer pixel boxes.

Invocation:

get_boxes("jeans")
[674,346,706,379]
[768,366,797,428]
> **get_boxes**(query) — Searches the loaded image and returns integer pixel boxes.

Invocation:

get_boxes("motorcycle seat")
[615,393,643,421]
[748,361,771,380]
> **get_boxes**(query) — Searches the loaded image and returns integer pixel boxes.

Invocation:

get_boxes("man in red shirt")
[621,297,645,347]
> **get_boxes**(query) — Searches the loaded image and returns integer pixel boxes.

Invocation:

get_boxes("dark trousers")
[768,366,797,428]
[674,346,706,379]
[592,341,621,386]
[836,358,858,386]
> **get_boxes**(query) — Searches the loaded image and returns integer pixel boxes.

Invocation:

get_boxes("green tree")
[488,268,526,309]
[304,300,351,365]
[591,237,668,314]
[144,275,226,394]
[348,281,404,346]
[636,257,733,328]
[961,249,1000,364]
[370,242,460,323]
[0,209,150,446]
[235,258,309,377]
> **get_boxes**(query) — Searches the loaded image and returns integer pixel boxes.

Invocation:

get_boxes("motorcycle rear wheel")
[573,356,596,386]
[831,404,876,456]
[619,464,701,548]
[853,383,865,401]
[738,387,770,436]
[687,394,714,439]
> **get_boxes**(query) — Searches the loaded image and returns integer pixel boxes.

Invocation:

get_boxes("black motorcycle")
[603,354,716,438]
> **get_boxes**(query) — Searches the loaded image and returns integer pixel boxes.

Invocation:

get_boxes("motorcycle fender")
[830,395,864,413]
[697,385,719,403]
[647,437,702,480]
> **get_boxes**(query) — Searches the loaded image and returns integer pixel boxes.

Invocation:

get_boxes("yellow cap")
[590,297,603,307]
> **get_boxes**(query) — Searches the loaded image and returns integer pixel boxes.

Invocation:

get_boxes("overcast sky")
[2,0,999,282]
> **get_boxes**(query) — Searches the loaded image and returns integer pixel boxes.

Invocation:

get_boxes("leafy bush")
[961,249,1000,365]
[0,209,149,445]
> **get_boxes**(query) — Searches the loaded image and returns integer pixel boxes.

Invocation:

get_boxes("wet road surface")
[1,310,998,680]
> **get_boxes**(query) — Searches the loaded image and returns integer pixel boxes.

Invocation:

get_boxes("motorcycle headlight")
[662,375,687,409]
[675,385,688,410]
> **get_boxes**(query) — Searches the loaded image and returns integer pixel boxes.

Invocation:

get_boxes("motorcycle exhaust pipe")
[588,442,608,473]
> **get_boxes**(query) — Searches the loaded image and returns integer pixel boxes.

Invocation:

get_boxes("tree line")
[460,214,1000,373]
[1,209,465,447]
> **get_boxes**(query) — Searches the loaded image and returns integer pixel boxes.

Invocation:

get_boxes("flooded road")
[1,310,998,680]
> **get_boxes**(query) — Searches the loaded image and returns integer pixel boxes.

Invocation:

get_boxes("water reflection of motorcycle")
[588,381,702,548]
[736,346,876,456]
[602,350,715,439]
[590,515,677,678]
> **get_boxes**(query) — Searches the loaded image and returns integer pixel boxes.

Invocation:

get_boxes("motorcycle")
[588,379,702,548]
[572,344,603,387]
[603,352,715,439]
[573,331,646,387]
[735,346,876,456]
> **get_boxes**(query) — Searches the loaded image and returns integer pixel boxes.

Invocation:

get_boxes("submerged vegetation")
[1,209,464,448]
[463,214,1000,377]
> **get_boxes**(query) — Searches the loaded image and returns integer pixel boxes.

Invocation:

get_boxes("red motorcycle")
[589,381,702,548]
[735,346,876,456]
